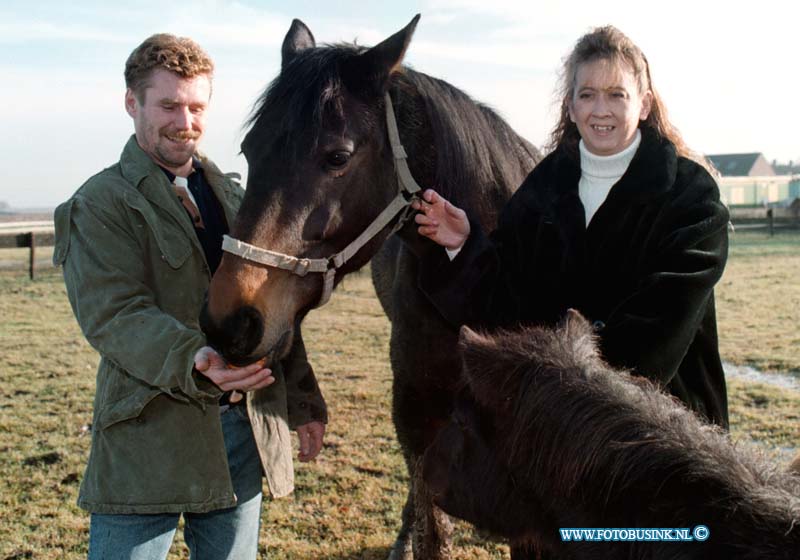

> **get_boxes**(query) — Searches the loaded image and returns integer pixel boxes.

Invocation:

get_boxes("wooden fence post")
[28,232,36,280]
[767,208,774,237]
[0,222,54,277]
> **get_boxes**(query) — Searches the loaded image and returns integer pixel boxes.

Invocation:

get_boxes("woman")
[414,25,729,427]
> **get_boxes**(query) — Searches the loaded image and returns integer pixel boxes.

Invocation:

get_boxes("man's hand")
[296,421,325,462]
[194,346,275,393]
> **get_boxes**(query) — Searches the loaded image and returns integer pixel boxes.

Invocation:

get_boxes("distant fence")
[728,204,800,234]
[0,204,795,279]
[0,221,55,279]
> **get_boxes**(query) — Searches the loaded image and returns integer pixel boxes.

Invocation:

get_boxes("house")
[705,153,775,177]
[705,153,799,206]
[772,160,800,175]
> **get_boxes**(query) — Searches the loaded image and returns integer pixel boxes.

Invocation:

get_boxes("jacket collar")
[118,135,238,228]
[540,126,679,266]
[612,125,677,202]
[119,135,159,188]
[119,136,195,238]
[196,154,240,228]
[120,134,236,222]
[158,156,203,184]
[552,125,678,204]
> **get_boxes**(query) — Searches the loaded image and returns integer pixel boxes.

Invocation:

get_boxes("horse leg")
[411,455,453,559]
[390,374,456,560]
[386,454,454,560]
[386,487,414,560]
[380,243,459,559]
[374,241,415,560]
[510,544,552,560]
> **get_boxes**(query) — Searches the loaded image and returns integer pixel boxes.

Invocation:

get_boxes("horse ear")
[345,14,420,94]
[282,19,316,69]
[560,308,602,366]
[789,451,800,476]
[458,326,521,411]
[561,308,591,337]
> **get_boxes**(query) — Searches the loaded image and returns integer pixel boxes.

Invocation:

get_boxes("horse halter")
[221,93,422,308]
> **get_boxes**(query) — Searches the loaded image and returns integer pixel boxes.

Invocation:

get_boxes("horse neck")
[391,71,536,234]
[390,79,436,191]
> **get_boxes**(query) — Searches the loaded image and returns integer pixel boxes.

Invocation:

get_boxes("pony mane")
[480,324,800,524]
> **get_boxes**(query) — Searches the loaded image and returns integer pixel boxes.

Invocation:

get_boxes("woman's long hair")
[548,26,704,167]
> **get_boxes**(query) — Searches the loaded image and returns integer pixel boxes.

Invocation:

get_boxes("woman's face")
[568,58,652,156]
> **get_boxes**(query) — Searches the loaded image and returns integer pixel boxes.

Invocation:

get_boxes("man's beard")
[156,128,201,168]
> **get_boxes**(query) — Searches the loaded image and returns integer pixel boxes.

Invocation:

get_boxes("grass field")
[0,230,798,559]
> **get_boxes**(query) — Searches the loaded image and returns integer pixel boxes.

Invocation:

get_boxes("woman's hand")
[412,189,470,250]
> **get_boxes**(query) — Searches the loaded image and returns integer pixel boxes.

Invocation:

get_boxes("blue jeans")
[88,405,264,560]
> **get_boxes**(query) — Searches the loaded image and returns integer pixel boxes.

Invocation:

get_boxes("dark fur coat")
[421,126,730,427]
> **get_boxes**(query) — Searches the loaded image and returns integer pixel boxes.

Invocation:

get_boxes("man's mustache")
[163,129,201,141]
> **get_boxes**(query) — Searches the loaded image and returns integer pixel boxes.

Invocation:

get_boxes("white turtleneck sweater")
[578,129,641,226]
[446,129,642,260]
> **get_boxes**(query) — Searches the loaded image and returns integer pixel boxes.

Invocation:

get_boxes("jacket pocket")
[95,386,161,431]
[124,192,192,269]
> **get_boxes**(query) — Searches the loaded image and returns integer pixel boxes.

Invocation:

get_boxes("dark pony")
[423,311,800,559]
[201,16,540,560]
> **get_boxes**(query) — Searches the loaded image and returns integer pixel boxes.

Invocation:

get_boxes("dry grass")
[716,229,800,373]
[0,229,798,559]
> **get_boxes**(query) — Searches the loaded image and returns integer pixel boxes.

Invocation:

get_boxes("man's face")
[125,68,211,175]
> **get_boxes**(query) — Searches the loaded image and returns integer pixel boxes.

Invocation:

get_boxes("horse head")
[201,16,421,365]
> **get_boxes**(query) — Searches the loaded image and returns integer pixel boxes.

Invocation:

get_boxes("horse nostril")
[200,304,265,364]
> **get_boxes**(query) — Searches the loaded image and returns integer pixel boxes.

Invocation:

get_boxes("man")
[53,34,327,559]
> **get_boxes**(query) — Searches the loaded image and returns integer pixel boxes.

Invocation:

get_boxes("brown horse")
[200,15,540,559]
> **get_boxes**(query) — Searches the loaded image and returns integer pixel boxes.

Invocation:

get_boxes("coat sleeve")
[419,171,559,329]
[281,321,328,429]
[598,168,729,386]
[54,195,221,405]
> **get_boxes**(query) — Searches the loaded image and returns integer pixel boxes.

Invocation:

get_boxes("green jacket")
[54,136,326,514]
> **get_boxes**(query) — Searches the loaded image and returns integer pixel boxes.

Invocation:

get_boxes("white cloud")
[1,0,798,207]
[0,20,137,43]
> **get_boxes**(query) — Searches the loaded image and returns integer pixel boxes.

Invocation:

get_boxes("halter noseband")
[221,92,422,308]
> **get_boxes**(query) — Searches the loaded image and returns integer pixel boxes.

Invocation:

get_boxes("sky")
[1,0,798,208]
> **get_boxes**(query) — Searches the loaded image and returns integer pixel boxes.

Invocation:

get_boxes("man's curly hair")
[125,33,214,103]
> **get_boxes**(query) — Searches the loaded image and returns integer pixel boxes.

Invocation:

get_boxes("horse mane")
[393,70,540,224]
[243,42,540,228]
[466,320,800,532]
[242,43,359,162]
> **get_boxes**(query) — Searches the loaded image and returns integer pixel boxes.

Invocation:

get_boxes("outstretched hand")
[194,346,275,393]
[412,189,470,250]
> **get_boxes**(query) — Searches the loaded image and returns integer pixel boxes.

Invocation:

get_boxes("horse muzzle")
[200,302,272,366]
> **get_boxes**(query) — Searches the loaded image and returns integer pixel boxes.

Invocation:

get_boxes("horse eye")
[325,151,351,170]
